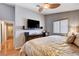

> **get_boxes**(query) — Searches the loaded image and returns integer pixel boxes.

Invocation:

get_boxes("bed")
[20,35,79,56]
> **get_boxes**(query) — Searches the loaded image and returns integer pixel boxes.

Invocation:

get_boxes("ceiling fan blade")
[43,3,60,9]
[36,5,43,12]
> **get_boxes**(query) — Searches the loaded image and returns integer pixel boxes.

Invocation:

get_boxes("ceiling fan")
[36,3,60,12]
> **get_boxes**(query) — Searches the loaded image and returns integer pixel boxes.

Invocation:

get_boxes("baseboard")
[15,47,21,50]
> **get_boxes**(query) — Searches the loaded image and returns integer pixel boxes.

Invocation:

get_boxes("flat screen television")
[27,19,40,29]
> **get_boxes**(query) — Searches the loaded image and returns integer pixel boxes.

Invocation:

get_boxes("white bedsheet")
[20,35,79,56]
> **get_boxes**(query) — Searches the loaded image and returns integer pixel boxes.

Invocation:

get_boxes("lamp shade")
[69,26,79,34]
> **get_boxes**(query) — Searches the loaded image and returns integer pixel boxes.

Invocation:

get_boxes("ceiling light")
[37,3,60,12]
[43,3,60,9]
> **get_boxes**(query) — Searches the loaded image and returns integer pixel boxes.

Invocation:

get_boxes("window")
[53,19,68,33]
[53,21,60,33]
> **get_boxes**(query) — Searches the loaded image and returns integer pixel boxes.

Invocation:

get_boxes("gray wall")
[45,10,79,35]
[0,4,15,21]
[14,6,45,49]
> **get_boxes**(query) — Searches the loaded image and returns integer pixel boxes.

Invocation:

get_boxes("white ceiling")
[8,3,79,15]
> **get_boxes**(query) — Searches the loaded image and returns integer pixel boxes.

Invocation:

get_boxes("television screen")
[27,19,40,29]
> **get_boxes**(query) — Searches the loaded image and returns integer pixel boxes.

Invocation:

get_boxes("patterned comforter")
[20,35,79,56]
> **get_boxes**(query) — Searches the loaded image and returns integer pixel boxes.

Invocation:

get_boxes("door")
[6,23,14,50]
[0,21,14,55]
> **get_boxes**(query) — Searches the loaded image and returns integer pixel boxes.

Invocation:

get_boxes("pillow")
[74,33,79,47]
[67,34,76,44]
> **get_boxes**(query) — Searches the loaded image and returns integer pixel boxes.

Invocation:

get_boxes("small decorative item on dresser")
[42,30,49,37]
[22,26,25,30]
[40,26,43,29]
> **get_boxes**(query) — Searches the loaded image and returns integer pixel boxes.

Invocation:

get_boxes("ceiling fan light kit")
[43,3,60,9]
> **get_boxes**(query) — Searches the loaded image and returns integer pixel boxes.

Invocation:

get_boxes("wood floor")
[0,38,20,56]
[0,49,20,56]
